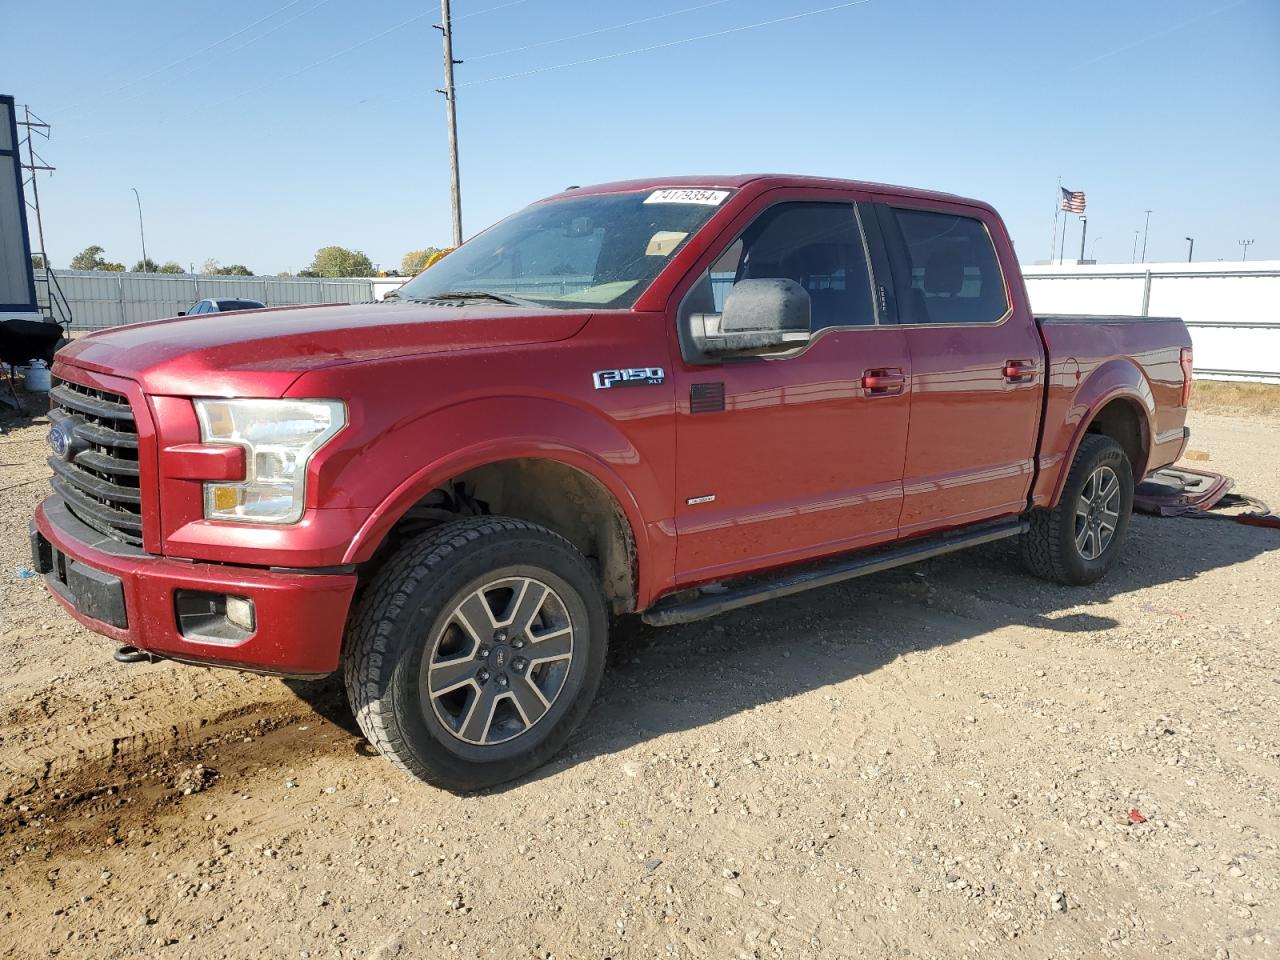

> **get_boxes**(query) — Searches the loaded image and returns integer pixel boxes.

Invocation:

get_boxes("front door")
[872,201,1043,535]
[670,197,911,586]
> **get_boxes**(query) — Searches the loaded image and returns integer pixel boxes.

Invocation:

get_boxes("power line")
[276,9,438,82]
[99,0,338,115]
[54,0,312,113]
[454,0,534,21]
[459,0,875,87]
[466,0,739,63]
[1075,0,1249,69]
[66,2,518,140]
[223,0,533,88]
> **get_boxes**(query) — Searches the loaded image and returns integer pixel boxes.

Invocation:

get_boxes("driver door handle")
[1003,359,1037,383]
[861,368,906,397]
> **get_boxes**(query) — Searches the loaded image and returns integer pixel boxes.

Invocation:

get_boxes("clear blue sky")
[7,0,1279,272]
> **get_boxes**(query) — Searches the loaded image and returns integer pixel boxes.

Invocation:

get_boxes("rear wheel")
[343,517,608,791]
[1020,434,1134,585]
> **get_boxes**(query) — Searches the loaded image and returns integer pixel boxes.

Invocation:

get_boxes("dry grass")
[1190,379,1280,417]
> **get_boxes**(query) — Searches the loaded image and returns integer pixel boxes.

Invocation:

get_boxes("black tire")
[343,517,608,791]
[1020,434,1134,586]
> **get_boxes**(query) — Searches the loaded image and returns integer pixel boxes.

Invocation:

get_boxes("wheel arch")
[346,446,644,615]
[1043,359,1155,509]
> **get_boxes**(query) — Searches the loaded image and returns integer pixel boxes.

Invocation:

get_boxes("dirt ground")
[1,404,1277,960]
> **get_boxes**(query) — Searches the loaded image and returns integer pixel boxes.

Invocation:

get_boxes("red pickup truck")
[31,175,1192,789]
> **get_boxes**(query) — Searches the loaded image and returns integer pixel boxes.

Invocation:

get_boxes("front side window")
[707,202,875,330]
[892,208,1009,325]
[396,190,731,309]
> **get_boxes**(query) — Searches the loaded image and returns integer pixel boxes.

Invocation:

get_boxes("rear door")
[871,201,1043,535]
[669,192,911,585]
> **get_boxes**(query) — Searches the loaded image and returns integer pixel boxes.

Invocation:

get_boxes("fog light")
[225,596,256,632]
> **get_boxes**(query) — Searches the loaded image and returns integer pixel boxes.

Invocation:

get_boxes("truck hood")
[56,302,592,397]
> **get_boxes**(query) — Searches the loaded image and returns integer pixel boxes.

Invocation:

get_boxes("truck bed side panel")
[1031,316,1191,508]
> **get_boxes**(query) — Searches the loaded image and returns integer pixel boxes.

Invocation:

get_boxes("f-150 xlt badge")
[593,367,665,389]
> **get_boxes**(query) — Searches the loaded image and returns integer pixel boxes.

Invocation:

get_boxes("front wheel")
[1020,434,1134,585]
[343,517,608,791]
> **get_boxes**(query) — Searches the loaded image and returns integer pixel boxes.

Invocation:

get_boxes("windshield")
[395,189,732,309]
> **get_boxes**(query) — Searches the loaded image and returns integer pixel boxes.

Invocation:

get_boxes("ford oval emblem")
[48,420,77,462]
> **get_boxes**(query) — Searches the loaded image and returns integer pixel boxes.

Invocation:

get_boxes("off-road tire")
[1020,434,1134,586]
[343,517,608,791]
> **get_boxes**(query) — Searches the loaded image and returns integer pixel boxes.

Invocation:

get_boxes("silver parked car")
[179,298,265,317]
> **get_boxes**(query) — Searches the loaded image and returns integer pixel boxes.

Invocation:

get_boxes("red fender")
[1033,357,1155,509]
[338,396,671,610]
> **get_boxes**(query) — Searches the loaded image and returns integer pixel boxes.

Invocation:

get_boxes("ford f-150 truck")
[30,175,1193,789]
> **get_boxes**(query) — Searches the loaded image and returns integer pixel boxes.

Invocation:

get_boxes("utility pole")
[1078,215,1088,264]
[18,105,57,320]
[1238,239,1254,261]
[1048,176,1061,263]
[131,187,149,272]
[1131,230,1139,264]
[1140,209,1152,263]
[1185,236,1194,262]
[435,0,463,248]
[19,106,54,269]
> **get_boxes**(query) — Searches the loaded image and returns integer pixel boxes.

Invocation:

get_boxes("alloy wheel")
[422,576,575,746]
[1074,465,1121,561]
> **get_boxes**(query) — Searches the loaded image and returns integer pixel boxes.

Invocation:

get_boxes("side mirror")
[691,278,811,356]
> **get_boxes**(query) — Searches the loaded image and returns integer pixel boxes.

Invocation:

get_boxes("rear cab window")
[890,207,1009,325]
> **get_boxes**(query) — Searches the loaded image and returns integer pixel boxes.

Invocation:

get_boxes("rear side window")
[710,202,875,330]
[892,208,1009,325]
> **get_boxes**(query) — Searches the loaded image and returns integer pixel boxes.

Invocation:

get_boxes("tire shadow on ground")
[279,512,1277,794]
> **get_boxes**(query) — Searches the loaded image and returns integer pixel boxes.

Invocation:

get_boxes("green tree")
[157,262,186,274]
[69,245,128,271]
[31,254,47,270]
[214,264,254,276]
[70,245,107,270]
[309,246,375,278]
[400,247,443,275]
[132,257,160,273]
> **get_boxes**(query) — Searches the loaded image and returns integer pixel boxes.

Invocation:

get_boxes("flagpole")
[1049,176,1061,264]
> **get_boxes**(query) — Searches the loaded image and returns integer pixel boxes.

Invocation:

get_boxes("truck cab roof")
[545,174,987,210]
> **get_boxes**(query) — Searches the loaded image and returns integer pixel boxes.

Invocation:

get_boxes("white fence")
[34,263,1280,383]
[1023,260,1280,383]
[38,270,399,331]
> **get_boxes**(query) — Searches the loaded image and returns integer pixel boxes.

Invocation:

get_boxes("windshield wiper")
[415,290,533,306]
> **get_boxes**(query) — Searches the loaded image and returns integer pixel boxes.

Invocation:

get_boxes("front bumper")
[32,496,356,677]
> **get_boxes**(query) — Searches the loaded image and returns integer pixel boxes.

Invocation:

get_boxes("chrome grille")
[47,377,144,546]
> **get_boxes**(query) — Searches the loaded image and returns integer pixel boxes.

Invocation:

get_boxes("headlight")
[193,398,346,524]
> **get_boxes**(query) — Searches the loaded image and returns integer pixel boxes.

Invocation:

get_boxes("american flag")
[1060,187,1086,213]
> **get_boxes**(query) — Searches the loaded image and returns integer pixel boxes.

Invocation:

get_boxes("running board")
[642,518,1029,627]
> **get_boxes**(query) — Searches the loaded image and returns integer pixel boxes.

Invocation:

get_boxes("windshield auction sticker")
[644,188,731,206]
